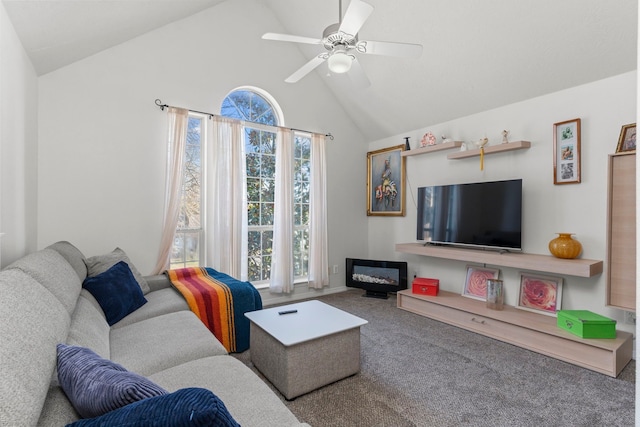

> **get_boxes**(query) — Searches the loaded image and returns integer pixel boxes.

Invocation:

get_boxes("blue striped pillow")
[66,387,240,427]
[57,344,167,418]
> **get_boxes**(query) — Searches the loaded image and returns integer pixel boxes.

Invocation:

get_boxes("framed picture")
[553,118,581,185]
[616,123,636,153]
[517,273,563,316]
[367,144,406,216]
[462,265,500,301]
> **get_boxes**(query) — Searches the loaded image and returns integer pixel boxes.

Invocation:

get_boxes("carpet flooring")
[233,290,635,427]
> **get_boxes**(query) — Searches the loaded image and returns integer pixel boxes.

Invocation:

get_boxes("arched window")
[221,88,308,284]
[220,89,282,125]
[171,87,310,286]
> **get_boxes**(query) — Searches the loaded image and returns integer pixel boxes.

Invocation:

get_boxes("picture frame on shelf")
[366,144,406,216]
[615,123,636,153]
[553,118,581,185]
[462,265,500,301]
[517,273,563,316]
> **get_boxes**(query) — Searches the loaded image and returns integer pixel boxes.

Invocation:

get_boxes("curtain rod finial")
[326,133,334,140]
[155,99,166,110]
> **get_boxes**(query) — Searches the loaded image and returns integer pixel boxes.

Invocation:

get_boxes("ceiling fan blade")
[285,55,327,83]
[347,56,371,89]
[262,32,322,45]
[338,0,374,37]
[358,40,423,58]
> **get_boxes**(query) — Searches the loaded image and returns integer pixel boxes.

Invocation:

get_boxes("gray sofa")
[0,241,308,426]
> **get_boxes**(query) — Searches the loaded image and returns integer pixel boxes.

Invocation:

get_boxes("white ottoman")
[245,300,368,400]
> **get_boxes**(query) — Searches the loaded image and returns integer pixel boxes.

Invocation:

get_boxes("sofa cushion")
[82,261,147,326]
[37,382,80,427]
[85,247,150,294]
[110,311,228,377]
[150,356,304,427]
[46,241,88,282]
[67,387,240,427]
[5,248,82,315]
[66,290,110,359]
[145,274,173,292]
[111,287,189,329]
[0,269,70,427]
[57,344,168,419]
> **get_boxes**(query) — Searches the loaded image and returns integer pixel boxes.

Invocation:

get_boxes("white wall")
[0,2,39,267]
[368,71,637,334]
[36,0,368,303]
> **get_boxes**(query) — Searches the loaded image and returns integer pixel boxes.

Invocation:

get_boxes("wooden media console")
[397,289,633,377]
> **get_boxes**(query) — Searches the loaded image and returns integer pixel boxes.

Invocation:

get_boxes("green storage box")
[557,310,616,339]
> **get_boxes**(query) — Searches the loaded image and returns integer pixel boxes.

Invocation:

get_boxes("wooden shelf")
[606,153,636,311]
[396,243,603,278]
[397,290,633,377]
[402,141,463,157]
[447,140,531,160]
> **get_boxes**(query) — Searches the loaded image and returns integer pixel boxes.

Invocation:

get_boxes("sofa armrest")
[144,274,172,292]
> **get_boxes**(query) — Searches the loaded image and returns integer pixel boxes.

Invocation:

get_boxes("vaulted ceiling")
[3,0,637,141]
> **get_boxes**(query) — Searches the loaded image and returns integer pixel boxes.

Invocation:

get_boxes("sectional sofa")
[0,241,308,426]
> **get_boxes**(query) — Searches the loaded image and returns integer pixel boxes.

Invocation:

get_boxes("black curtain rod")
[155,99,334,140]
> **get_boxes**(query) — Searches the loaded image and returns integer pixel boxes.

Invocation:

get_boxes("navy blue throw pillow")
[82,260,147,325]
[66,387,241,427]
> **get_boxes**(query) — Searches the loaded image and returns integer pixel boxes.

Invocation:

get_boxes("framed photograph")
[616,123,636,153]
[553,118,581,185]
[462,265,500,301]
[367,144,406,216]
[517,273,563,316]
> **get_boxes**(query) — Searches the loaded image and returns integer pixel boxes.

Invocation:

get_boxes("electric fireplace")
[345,258,408,299]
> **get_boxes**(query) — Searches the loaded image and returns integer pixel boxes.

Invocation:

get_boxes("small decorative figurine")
[502,130,509,144]
[475,137,489,149]
[441,135,453,144]
[421,132,436,147]
[460,142,468,151]
[404,136,411,150]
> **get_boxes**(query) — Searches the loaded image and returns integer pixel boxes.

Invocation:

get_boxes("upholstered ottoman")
[245,300,367,400]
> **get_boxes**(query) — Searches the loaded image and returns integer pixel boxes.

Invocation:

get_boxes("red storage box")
[412,277,439,296]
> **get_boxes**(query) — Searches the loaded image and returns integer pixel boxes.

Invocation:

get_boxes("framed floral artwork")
[462,265,500,301]
[616,123,636,153]
[553,118,581,185]
[366,144,406,216]
[517,273,563,316]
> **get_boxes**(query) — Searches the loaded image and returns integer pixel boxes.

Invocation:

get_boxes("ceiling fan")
[262,0,423,87]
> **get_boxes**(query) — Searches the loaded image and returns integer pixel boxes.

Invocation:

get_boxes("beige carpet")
[234,290,635,427]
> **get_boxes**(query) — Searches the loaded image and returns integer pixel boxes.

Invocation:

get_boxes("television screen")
[417,179,522,251]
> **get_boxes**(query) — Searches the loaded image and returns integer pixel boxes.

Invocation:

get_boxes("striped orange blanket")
[165,267,262,353]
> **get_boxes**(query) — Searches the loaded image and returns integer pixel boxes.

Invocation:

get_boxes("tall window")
[220,89,309,284]
[170,115,204,269]
[293,134,311,278]
[170,88,310,284]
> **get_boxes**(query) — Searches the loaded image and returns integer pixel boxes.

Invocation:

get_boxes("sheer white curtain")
[152,107,189,275]
[308,133,329,289]
[269,128,295,293]
[204,116,248,279]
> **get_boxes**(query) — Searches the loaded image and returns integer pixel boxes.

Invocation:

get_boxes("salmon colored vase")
[548,233,582,259]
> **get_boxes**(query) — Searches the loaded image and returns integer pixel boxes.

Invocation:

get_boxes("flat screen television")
[346,258,408,299]
[417,179,522,252]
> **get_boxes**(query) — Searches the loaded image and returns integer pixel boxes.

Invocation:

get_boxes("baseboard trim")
[262,286,349,307]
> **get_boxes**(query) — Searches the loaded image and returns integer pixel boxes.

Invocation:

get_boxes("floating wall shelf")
[402,141,463,157]
[447,140,531,160]
[395,243,603,278]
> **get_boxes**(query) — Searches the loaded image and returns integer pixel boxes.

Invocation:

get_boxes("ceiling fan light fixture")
[328,47,352,74]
